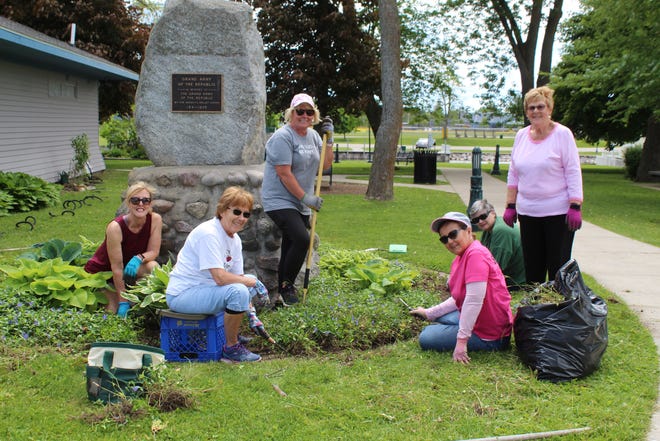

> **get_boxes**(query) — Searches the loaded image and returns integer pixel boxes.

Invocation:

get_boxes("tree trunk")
[636,115,660,182]
[366,0,402,201]
[537,0,563,86]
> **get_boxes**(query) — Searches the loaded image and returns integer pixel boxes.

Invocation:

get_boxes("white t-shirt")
[166,218,244,296]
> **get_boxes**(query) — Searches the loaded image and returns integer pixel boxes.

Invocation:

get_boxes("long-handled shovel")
[302,132,329,303]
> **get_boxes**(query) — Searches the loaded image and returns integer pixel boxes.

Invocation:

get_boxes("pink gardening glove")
[453,338,470,364]
[566,206,582,231]
[503,204,517,227]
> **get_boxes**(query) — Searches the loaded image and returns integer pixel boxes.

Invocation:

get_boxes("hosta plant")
[123,260,172,312]
[0,258,110,310]
[344,258,419,297]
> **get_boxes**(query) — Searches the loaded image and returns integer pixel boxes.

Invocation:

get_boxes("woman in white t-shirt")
[166,187,269,363]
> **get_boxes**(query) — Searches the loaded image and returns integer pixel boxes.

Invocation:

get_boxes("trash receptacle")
[413,149,437,184]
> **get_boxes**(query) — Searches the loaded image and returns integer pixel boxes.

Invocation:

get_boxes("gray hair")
[469,199,495,217]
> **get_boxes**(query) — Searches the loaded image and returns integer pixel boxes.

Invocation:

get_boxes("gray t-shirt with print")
[262,124,322,214]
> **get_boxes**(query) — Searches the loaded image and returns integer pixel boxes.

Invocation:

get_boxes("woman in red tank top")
[85,181,162,317]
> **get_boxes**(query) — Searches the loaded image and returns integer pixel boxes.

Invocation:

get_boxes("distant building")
[0,16,138,182]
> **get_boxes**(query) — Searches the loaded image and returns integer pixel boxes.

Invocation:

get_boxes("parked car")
[415,137,436,148]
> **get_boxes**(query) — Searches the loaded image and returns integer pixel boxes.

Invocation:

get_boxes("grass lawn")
[0,158,658,440]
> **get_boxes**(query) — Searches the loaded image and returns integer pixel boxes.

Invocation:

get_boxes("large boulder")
[135,0,266,166]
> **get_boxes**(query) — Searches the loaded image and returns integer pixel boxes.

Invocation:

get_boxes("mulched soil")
[321,182,367,195]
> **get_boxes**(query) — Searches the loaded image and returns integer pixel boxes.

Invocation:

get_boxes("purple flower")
[21,331,29,340]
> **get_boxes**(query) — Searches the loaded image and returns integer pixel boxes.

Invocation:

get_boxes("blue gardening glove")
[320,117,334,145]
[123,255,142,278]
[117,301,130,319]
[301,193,323,211]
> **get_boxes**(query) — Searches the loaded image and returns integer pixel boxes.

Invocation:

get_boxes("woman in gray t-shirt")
[262,93,333,306]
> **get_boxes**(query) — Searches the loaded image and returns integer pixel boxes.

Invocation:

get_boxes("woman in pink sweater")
[503,86,583,284]
[410,212,513,364]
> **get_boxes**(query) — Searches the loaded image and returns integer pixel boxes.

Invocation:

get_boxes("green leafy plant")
[0,287,137,348]
[123,261,172,311]
[0,258,110,310]
[71,133,91,179]
[0,171,61,215]
[19,236,99,266]
[20,238,82,264]
[344,258,419,296]
[317,246,380,278]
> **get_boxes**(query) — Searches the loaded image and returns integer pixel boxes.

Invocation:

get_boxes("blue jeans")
[418,311,510,352]
[166,283,252,315]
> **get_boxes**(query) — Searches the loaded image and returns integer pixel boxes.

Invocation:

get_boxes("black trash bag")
[514,259,608,382]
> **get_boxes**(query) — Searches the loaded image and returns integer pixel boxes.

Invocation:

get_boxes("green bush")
[623,145,643,180]
[0,171,61,215]
[100,115,147,159]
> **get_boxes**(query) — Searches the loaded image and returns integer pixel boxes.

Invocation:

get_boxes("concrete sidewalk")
[440,167,660,441]
[334,169,660,439]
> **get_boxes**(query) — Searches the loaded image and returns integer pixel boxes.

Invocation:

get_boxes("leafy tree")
[251,0,381,130]
[0,0,151,120]
[366,0,402,201]
[442,0,566,109]
[399,1,459,112]
[551,0,659,181]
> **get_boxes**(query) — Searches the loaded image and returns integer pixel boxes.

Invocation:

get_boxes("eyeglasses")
[295,108,315,116]
[232,208,251,219]
[439,228,463,244]
[527,104,546,111]
[471,212,490,224]
[129,197,151,205]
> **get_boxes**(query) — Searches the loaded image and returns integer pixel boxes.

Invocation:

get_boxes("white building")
[0,16,139,182]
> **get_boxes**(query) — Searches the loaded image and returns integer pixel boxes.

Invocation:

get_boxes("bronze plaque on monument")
[171,74,223,112]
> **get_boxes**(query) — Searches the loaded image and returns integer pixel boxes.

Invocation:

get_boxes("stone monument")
[135,0,265,166]
[130,0,300,292]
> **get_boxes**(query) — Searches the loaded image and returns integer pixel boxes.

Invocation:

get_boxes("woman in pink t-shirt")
[410,212,513,364]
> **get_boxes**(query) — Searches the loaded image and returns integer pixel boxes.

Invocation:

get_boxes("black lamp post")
[469,147,483,231]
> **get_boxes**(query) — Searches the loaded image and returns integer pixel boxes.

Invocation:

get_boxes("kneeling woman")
[166,187,268,363]
[410,212,513,364]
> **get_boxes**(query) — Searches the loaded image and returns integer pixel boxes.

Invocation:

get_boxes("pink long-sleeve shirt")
[507,123,583,217]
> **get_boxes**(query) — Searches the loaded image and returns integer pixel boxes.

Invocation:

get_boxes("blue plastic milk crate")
[159,310,226,362]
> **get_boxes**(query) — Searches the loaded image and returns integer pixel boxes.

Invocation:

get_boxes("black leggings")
[266,209,310,288]
[519,214,575,284]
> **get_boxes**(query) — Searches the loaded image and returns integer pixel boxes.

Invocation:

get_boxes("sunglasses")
[439,228,463,244]
[527,104,546,111]
[232,208,251,219]
[471,212,490,224]
[129,197,152,205]
[295,108,315,116]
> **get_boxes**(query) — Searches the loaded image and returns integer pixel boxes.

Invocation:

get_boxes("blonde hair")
[283,106,321,125]
[124,181,156,212]
[216,186,254,219]
[524,86,554,112]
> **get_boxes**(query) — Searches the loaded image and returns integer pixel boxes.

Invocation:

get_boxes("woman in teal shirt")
[469,199,526,290]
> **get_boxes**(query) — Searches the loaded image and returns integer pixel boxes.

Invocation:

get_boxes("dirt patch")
[321,182,367,195]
